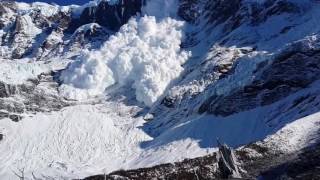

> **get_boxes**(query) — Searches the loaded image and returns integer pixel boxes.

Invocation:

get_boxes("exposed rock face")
[0,82,17,98]
[161,46,250,109]
[217,141,241,178]
[147,0,310,123]
[178,0,201,24]
[85,151,221,180]
[73,0,144,31]
[64,23,110,54]
[0,73,72,122]
[204,0,299,31]
[258,143,320,180]
[137,2,320,179]
[83,142,320,180]
[199,40,320,116]
[178,0,300,31]
[0,0,144,60]
[0,0,320,179]
[0,2,73,59]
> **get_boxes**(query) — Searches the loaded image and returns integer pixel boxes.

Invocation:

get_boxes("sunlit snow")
[1,0,320,179]
[60,16,190,106]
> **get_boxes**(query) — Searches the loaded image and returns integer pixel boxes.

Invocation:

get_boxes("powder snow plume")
[60,16,190,106]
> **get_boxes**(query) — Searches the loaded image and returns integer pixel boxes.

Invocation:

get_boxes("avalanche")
[60,16,190,106]
[1,0,319,179]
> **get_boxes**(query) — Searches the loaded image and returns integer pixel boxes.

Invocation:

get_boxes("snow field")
[0,99,319,179]
[0,104,151,179]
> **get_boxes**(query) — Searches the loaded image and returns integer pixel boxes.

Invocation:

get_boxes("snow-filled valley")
[0,0,320,179]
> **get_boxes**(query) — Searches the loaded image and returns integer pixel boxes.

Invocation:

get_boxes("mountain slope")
[0,0,319,179]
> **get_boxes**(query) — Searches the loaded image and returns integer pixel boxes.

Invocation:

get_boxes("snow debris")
[60,16,190,106]
[59,51,115,100]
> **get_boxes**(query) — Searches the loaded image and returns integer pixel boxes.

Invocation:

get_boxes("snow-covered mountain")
[0,0,319,179]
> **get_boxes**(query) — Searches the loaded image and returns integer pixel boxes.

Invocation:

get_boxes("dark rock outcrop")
[64,23,110,53]
[217,141,241,179]
[205,0,299,26]
[0,73,72,121]
[85,151,220,180]
[71,0,144,32]
[0,82,17,98]
[0,0,143,60]
[83,142,320,180]
[199,45,320,116]
[258,143,320,180]
[178,0,201,24]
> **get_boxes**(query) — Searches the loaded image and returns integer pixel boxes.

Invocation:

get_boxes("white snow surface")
[1,0,320,179]
[16,15,42,37]
[0,102,206,179]
[59,51,115,100]
[16,2,70,17]
[60,16,190,106]
[72,23,102,35]
[0,59,52,84]
[0,96,319,179]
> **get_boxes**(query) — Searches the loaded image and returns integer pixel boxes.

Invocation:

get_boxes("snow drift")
[60,16,190,106]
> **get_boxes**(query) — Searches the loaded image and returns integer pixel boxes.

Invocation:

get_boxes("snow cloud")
[60,16,190,106]
[142,0,179,19]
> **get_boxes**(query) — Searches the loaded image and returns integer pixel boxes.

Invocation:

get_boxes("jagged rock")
[217,141,241,179]
[178,0,201,23]
[0,73,72,121]
[0,110,22,122]
[206,0,299,26]
[237,141,320,179]
[65,23,110,53]
[84,152,220,180]
[8,114,22,122]
[199,43,320,116]
[83,141,320,180]
[71,0,143,32]
[0,82,17,98]
[259,143,320,180]
[0,0,145,60]
[204,0,242,25]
